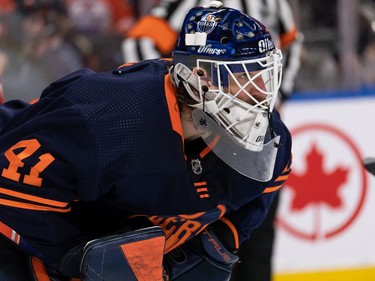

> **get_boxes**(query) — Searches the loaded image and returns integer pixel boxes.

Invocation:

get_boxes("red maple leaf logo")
[286,144,349,211]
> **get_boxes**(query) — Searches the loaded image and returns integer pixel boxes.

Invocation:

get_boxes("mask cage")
[196,49,283,115]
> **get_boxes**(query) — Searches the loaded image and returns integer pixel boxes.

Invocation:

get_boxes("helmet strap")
[171,63,201,103]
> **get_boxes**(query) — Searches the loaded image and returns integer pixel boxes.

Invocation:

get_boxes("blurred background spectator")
[1,0,374,102]
[0,0,85,101]
[291,0,375,92]
[358,0,375,85]
[0,0,145,101]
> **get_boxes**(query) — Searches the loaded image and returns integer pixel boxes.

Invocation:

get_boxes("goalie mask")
[172,1,283,181]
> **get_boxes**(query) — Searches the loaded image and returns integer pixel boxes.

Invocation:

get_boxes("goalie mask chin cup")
[172,1,283,181]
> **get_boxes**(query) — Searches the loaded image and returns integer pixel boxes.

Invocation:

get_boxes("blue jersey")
[0,59,291,269]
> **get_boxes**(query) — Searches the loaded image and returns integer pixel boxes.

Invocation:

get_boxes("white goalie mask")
[172,2,283,181]
[174,51,282,150]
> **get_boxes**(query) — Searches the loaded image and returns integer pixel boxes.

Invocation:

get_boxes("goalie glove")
[164,226,239,281]
[57,225,166,281]
[80,226,166,281]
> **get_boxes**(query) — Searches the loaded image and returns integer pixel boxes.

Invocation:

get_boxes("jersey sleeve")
[0,74,104,267]
[219,109,292,243]
[0,100,30,129]
[224,191,277,244]
[0,71,104,202]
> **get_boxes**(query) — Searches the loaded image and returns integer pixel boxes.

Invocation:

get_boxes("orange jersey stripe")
[179,212,206,220]
[0,198,71,213]
[199,135,220,158]
[29,98,40,105]
[0,187,69,208]
[0,221,20,244]
[217,204,226,217]
[164,74,183,143]
[126,16,178,54]
[282,163,292,173]
[117,62,137,68]
[276,174,289,181]
[194,181,207,187]
[31,257,51,281]
[263,164,291,193]
[200,145,212,158]
[220,217,240,249]
[263,185,283,194]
